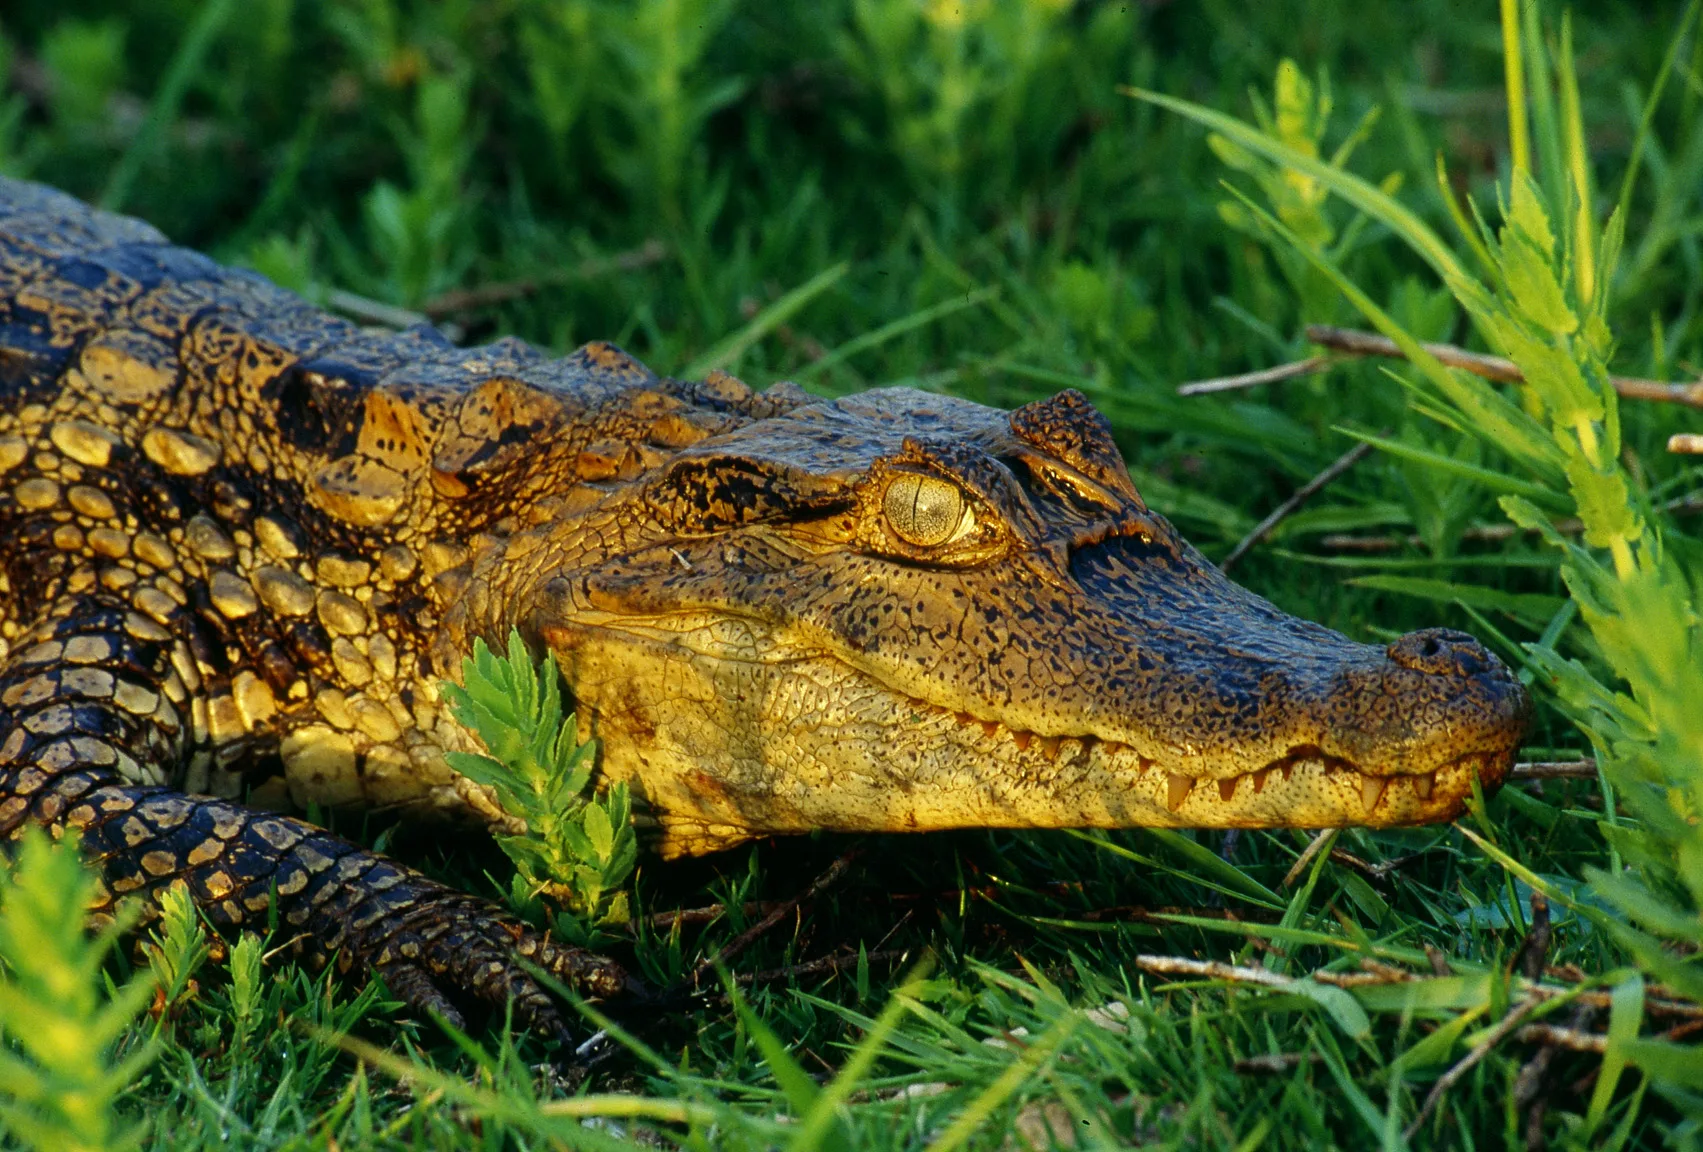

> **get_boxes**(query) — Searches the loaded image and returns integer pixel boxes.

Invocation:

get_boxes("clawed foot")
[337,882,636,1044]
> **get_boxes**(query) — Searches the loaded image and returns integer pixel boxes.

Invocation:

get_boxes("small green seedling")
[0,828,158,1152]
[440,631,637,942]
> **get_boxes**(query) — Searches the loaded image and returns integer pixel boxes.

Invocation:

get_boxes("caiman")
[0,177,1531,1035]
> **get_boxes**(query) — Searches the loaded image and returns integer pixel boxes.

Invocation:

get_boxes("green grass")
[2,0,1702,1147]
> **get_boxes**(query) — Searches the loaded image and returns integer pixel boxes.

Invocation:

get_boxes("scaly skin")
[0,177,1531,1031]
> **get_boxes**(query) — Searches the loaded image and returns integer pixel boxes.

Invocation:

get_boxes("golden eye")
[883,473,968,547]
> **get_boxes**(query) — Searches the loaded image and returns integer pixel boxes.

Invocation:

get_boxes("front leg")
[0,596,629,1036]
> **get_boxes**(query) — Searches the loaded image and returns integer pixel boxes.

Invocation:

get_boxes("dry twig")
[324,288,433,331]
[1176,325,1703,405]
[1511,759,1597,781]
[737,947,909,988]
[1176,356,1335,396]
[1133,955,1290,989]
[420,240,668,317]
[1514,892,1552,982]
[691,849,862,986]
[1303,324,1703,409]
[1671,433,1703,454]
[1281,829,1336,888]
[1234,1052,1321,1074]
[1405,997,1545,1140]
[1073,903,1280,925]
[1318,493,1703,552]
[1220,442,1375,572]
[645,901,790,933]
[1515,1023,1607,1054]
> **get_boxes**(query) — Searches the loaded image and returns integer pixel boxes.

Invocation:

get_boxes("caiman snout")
[1387,628,1497,679]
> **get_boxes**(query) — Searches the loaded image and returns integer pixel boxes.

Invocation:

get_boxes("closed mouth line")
[942,709,1453,812]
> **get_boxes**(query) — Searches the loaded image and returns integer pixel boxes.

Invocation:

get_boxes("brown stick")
[1514,893,1552,981]
[1515,1023,1607,1054]
[1143,952,1703,1023]
[1405,996,1544,1140]
[1327,848,1426,881]
[1133,955,1291,989]
[1176,356,1335,396]
[1220,441,1376,572]
[645,901,792,933]
[1671,433,1703,454]
[692,849,862,985]
[737,947,909,987]
[1234,1052,1322,1074]
[1282,829,1337,888]
[1304,324,1703,409]
[1319,492,1703,552]
[1073,903,1282,925]
[1512,759,1598,781]
[420,240,669,317]
[323,288,433,331]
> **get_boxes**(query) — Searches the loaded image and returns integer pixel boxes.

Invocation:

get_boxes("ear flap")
[646,452,852,533]
[1008,388,1143,507]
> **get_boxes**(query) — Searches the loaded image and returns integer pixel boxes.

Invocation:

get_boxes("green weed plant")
[1133,2,1703,1130]
[0,830,156,1152]
[441,633,637,939]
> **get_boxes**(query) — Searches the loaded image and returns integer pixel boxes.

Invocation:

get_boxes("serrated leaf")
[1499,232,1577,334]
[581,803,614,861]
[559,822,594,861]
[443,751,508,787]
[598,890,630,928]
[1565,456,1642,549]
[1507,173,1557,259]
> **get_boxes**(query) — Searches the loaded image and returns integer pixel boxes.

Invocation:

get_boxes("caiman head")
[493,385,1530,858]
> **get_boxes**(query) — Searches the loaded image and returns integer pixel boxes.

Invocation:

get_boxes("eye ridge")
[883,472,969,547]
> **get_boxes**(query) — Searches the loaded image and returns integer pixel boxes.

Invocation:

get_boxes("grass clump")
[0,829,156,1152]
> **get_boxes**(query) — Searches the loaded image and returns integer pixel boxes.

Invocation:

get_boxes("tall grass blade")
[99,0,237,212]
[684,262,849,378]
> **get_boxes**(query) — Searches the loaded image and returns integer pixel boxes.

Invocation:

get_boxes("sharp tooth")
[956,711,975,726]
[1361,774,1389,813]
[1038,735,1061,760]
[1413,772,1435,800]
[1251,768,1272,794]
[1166,773,1194,812]
[1218,776,1238,803]
[1012,731,1032,752]
[981,720,1000,738]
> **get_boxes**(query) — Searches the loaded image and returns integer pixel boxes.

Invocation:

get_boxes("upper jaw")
[902,652,1530,829]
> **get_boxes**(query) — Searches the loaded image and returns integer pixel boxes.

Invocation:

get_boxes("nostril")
[1388,628,1493,677]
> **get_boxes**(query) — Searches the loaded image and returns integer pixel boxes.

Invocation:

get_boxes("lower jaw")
[551,631,1513,854]
[630,745,1511,858]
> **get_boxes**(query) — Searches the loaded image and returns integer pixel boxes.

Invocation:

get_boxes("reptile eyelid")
[883,473,971,547]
